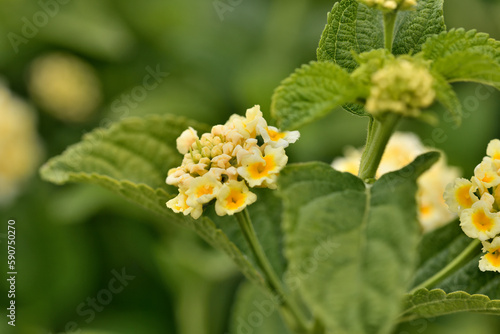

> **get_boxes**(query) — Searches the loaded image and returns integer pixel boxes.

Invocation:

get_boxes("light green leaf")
[278,152,439,334]
[40,115,267,287]
[421,28,500,89]
[271,61,367,130]
[432,71,462,125]
[316,0,384,72]
[230,282,291,334]
[400,289,500,322]
[392,0,446,55]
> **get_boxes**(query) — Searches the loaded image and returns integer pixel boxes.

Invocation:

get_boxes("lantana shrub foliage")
[41,0,500,333]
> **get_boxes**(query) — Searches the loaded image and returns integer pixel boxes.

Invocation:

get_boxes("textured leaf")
[401,289,500,322]
[316,0,384,72]
[230,282,291,334]
[422,29,500,89]
[392,0,446,55]
[411,222,500,300]
[271,61,367,130]
[278,152,439,334]
[342,102,371,117]
[432,71,462,125]
[40,115,269,287]
[402,222,500,320]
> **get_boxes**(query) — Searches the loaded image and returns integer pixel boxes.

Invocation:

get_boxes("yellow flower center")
[248,156,276,179]
[197,185,214,197]
[482,173,495,184]
[174,198,189,211]
[267,129,285,141]
[472,210,494,232]
[420,204,431,216]
[485,249,500,267]
[493,153,500,160]
[455,185,473,209]
[226,189,246,210]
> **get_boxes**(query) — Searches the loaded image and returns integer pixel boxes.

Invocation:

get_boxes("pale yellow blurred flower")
[332,132,459,232]
[0,82,42,205]
[29,52,102,123]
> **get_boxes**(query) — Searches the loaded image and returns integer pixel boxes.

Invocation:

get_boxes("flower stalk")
[235,209,312,333]
[358,113,400,182]
[409,239,481,294]
[384,12,397,51]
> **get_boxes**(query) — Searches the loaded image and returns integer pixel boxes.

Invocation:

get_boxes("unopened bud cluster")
[333,132,459,233]
[359,0,417,11]
[166,105,299,219]
[365,58,435,118]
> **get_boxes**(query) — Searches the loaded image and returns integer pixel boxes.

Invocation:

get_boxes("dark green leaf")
[317,0,384,72]
[392,0,446,55]
[278,152,440,333]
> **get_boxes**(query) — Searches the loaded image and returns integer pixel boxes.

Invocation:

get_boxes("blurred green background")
[1,0,500,333]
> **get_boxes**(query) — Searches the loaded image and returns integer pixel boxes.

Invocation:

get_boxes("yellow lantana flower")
[186,173,222,207]
[460,193,500,241]
[167,192,203,219]
[444,178,480,214]
[238,145,288,189]
[215,180,257,216]
[487,139,500,161]
[479,237,500,273]
[258,125,300,148]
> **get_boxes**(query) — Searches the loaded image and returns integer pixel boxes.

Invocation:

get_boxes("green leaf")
[278,152,440,334]
[40,115,267,287]
[401,222,500,320]
[271,61,367,130]
[392,0,446,55]
[342,102,371,117]
[400,289,500,322]
[316,0,384,72]
[411,222,500,300]
[230,282,291,334]
[421,28,500,89]
[432,71,462,125]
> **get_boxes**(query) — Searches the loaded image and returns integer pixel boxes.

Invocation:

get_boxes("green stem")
[235,209,311,333]
[358,114,400,182]
[409,239,481,294]
[383,12,397,51]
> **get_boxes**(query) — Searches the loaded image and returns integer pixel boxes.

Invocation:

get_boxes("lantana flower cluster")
[333,132,460,232]
[445,139,500,272]
[166,105,299,219]
[359,0,417,11]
